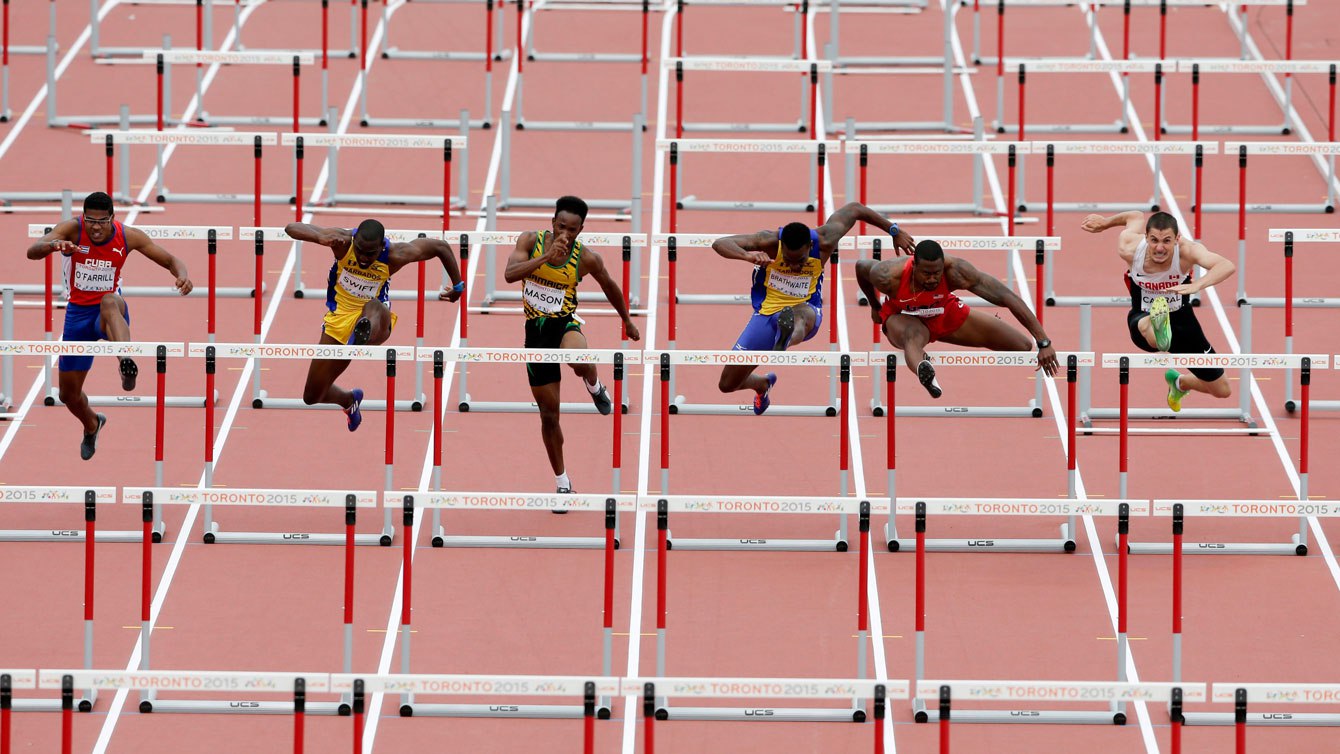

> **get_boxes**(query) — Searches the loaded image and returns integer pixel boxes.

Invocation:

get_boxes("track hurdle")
[997,59,1161,136]
[453,347,635,415]
[337,673,618,735]
[1202,682,1340,730]
[291,133,469,214]
[1077,308,1259,427]
[2,0,59,121]
[120,49,326,129]
[649,499,875,719]
[89,130,286,217]
[475,231,644,318]
[121,488,366,714]
[513,0,650,131]
[380,0,507,67]
[916,679,1201,733]
[669,57,824,135]
[0,671,37,729]
[846,140,1026,222]
[45,32,183,130]
[1161,60,1335,138]
[234,0,362,59]
[1259,230,1340,414]
[1110,354,1326,509]
[0,489,111,713]
[498,110,645,215]
[909,499,1150,724]
[89,0,219,59]
[653,353,859,549]
[880,354,1092,550]
[663,138,835,216]
[394,495,630,717]
[44,668,332,722]
[640,676,905,728]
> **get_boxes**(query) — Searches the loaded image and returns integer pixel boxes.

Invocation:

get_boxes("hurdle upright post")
[399,496,413,710]
[383,350,396,545]
[293,678,306,754]
[138,492,154,710]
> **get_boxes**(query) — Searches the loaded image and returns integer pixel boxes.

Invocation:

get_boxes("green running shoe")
[1165,369,1189,413]
[1149,296,1172,352]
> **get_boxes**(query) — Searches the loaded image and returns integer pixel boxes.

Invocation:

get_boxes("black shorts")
[524,314,583,387]
[1126,306,1224,382]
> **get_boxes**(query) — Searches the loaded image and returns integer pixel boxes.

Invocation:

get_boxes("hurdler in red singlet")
[857,239,1057,399]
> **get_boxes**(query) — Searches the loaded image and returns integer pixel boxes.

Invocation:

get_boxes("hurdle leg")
[971,118,986,213]
[1237,303,1255,426]
[0,289,12,410]
[941,2,955,131]
[499,110,512,208]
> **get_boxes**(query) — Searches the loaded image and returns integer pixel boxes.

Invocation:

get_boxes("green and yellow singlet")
[522,231,583,320]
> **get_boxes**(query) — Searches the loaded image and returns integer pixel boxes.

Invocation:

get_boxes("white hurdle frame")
[0,670,43,715]
[452,346,637,415]
[668,56,823,135]
[123,488,371,714]
[234,0,362,59]
[1259,230,1340,415]
[291,132,469,214]
[846,140,1021,218]
[89,0,219,59]
[498,109,645,215]
[916,679,1202,728]
[1077,308,1258,428]
[663,138,836,215]
[474,231,646,323]
[652,352,859,551]
[46,32,184,130]
[1160,59,1335,137]
[909,499,1151,725]
[641,673,902,724]
[648,497,877,719]
[1199,682,1340,728]
[336,672,620,724]
[392,493,634,717]
[997,58,1161,136]
[44,667,335,718]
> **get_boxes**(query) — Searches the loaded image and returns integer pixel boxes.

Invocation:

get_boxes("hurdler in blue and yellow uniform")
[732,226,824,351]
[523,229,584,386]
[324,235,398,344]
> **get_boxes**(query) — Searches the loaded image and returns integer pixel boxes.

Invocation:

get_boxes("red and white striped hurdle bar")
[905,499,1152,725]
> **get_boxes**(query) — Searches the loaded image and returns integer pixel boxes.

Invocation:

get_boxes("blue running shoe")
[346,388,364,432]
[753,372,778,416]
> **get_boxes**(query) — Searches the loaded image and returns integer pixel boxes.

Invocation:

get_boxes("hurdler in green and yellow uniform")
[505,196,641,499]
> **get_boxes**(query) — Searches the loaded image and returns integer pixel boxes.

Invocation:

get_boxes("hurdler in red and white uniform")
[25,192,193,460]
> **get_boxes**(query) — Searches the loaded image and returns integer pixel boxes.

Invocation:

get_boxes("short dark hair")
[914,240,944,263]
[354,219,385,247]
[83,192,113,215]
[780,222,811,252]
[554,195,589,221]
[1145,212,1179,236]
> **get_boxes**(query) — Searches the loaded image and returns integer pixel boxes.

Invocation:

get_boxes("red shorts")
[881,298,971,342]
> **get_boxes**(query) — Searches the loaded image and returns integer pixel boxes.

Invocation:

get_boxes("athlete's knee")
[302,383,325,405]
[538,404,562,431]
[1209,378,1232,399]
[718,370,743,393]
[58,382,83,407]
[99,294,125,316]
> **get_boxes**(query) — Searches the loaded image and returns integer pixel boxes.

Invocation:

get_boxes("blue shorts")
[59,301,129,372]
[731,305,822,351]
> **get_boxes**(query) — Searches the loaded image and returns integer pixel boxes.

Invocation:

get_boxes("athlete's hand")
[869,301,884,325]
[1168,282,1200,296]
[623,318,642,342]
[891,228,916,255]
[175,275,194,296]
[1079,214,1108,233]
[1036,343,1059,376]
[438,286,463,303]
[544,238,571,265]
[743,250,772,266]
[48,239,79,257]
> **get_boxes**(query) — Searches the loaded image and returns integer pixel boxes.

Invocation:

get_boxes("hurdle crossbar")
[640,674,905,723]
[1161,59,1335,138]
[394,495,629,717]
[337,673,618,731]
[1191,683,1340,728]
[846,140,1026,220]
[650,499,877,719]
[515,0,649,131]
[1110,354,1326,511]
[43,668,334,718]
[663,138,837,215]
[910,500,1151,724]
[1259,231,1340,414]
[669,57,825,135]
[915,679,1202,727]
[1077,305,1258,427]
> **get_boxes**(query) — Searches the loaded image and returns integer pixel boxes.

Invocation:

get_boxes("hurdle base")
[894,404,1041,418]
[888,536,1075,554]
[1196,202,1335,215]
[459,395,629,415]
[916,708,1123,725]
[1084,407,1254,425]
[1244,297,1340,309]
[500,197,631,211]
[676,198,813,213]
[8,690,96,713]
[1182,711,1340,726]
[204,524,392,547]
[515,119,643,133]
[670,396,835,418]
[1126,534,1306,557]
[0,521,166,544]
[362,115,493,129]
[44,390,216,408]
[157,192,294,207]
[121,285,259,298]
[432,532,615,550]
[993,120,1127,136]
[1287,399,1340,414]
[143,699,348,715]
[657,705,863,722]
[1161,123,1288,137]
[252,393,424,413]
[676,293,751,305]
[401,702,593,719]
[1047,295,1130,308]
[666,528,847,552]
[681,121,805,134]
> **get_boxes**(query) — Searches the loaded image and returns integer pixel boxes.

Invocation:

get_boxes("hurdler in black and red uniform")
[25,192,193,460]
[855,239,1058,399]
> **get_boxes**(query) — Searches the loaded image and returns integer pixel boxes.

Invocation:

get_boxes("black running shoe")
[351,317,372,346]
[917,359,943,399]
[80,413,106,461]
[119,358,138,391]
[773,307,795,351]
[554,485,572,514]
[589,383,613,416]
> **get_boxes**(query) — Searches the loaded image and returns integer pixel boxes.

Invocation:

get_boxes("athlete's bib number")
[766,268,813,299]
[74,262,116,292]
[1139,289,1183,313]
[338,269,384,300]
[524,279,566,314]
[903,307,945,318]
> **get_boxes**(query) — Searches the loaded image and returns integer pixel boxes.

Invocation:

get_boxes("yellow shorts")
[323,305,397,344]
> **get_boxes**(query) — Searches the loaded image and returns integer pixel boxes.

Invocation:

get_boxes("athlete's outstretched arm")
[1080,210,1144,234]
[284,222,352,247]
[580,251,641,342]
[26,220,81,259]
[127,227,193,296]
[711,230,777,267]
[819,202,915,256]
[854,258,894,323]
[386,238,463,301]
[1172,240,1236,295]
[952,258,1057,374]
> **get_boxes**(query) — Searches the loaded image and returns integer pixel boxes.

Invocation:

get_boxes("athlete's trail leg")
[532,381,565,475]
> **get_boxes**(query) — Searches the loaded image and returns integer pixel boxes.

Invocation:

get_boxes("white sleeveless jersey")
[1127,239,1189,312]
